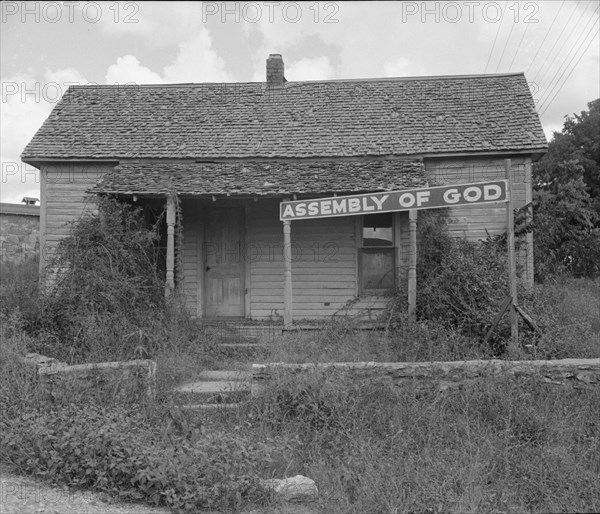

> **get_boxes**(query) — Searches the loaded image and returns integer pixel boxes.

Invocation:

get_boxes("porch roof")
[89,159,427,196]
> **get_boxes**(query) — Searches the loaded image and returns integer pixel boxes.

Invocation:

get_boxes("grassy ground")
[201,276,600,372]
[222,372,600,513]
[1,260,599,512]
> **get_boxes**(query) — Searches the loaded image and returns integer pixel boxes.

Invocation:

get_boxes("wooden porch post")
[165,195,176,298]
[408,209,417,323]
[505,159,519,347]
[283,219,293,329]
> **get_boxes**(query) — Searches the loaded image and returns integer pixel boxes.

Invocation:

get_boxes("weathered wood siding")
[247,199,360,320]
[177,154,536,320]
[180,199,400,320]
[424,156,533,284]
[181,200,202,315]
[40,163,113,273]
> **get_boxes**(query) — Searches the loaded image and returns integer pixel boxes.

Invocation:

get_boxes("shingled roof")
[90,159,427,196]
[0,203,40,216]
[22,72,547,161]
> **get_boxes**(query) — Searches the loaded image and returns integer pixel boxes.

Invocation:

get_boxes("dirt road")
[0,464,170,514]
[0,465,321,514]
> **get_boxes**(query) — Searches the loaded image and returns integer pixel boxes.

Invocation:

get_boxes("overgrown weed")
[245,369,600,513]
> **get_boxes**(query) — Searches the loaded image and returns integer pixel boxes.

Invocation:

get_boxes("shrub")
[531,169,600,280]
[37,197,168,363]
[389,210,511,353]
[1,402,295,512]
[0,311,42,420]
[0,257,40,329]
[519,276,600,359]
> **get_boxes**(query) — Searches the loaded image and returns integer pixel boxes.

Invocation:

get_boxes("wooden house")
[22,54,547,326]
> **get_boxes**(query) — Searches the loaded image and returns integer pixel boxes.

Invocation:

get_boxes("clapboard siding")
[40,163,114,272]
[181,200,201,315]
[246,199,358,319]
[424,156,528,242]
[424,155,533,284]
[177,198,391,320]
[174,199,411,320]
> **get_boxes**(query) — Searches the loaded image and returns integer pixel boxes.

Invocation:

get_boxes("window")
[359,213,395,293]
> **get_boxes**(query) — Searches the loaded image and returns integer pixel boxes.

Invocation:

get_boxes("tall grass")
[244,368,600,513]
[1,200,598,512]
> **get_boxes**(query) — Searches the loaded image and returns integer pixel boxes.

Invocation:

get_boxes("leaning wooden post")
[408,209,417,323]
[165,194,176,298]
[283,219,293,329]
[505,159,518,348]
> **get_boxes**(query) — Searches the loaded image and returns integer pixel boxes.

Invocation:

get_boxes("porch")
[177,196,414,325]
[91,159,426,326]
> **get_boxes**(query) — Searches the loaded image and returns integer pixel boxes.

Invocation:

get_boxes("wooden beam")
[483,295,512,345]
[393,212,403,289]
[196,203,204,317]
[505,159,518,348]
[165,195,176,298]
[244,203,251,319]
[408,209,417,323]
[283,219,293,329]
[524,156,534,288]
[515,305,541,333]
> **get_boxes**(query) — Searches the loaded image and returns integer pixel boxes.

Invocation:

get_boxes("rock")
[261,475,318,503]
[20,353,64,369]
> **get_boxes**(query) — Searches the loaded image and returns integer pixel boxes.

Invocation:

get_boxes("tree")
[532,99,600,279]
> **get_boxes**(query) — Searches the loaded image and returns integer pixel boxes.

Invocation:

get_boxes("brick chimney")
[266,54,285,87]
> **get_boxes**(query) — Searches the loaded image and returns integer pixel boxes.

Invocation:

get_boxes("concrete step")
[182,403,242,411]
[216,343,268,358]
[200,322,282,345]
[196,370,252,381]
[175,378,250,405]
[177,380,248,394]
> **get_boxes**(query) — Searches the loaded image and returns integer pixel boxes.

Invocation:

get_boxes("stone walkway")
[174,369,252,408]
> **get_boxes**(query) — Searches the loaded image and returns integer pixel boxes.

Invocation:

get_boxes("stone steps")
[216,342,269,360]
[174,370,252,407]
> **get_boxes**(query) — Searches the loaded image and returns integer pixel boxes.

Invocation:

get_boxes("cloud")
[285,56,335,81]
[95,2,204,46]
[1,68,90,202]
[105,29,232,84]
[105,55,163,84]
[163,31,232,82]
[383,57,424,77]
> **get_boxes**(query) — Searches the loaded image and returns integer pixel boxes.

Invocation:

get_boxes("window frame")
[356,213,397,295]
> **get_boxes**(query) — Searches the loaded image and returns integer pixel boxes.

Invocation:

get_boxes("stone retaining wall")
[22,353,156,402]
[252,359,600,395]
[0,211,40,262]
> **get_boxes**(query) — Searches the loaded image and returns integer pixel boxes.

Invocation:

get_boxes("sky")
[1,0,599,203]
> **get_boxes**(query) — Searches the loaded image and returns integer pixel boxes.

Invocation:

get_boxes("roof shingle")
[90,159,427,196]
[22,73,547,161]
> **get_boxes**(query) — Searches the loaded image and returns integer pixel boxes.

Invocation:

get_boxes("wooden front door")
[204,206,244,317]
